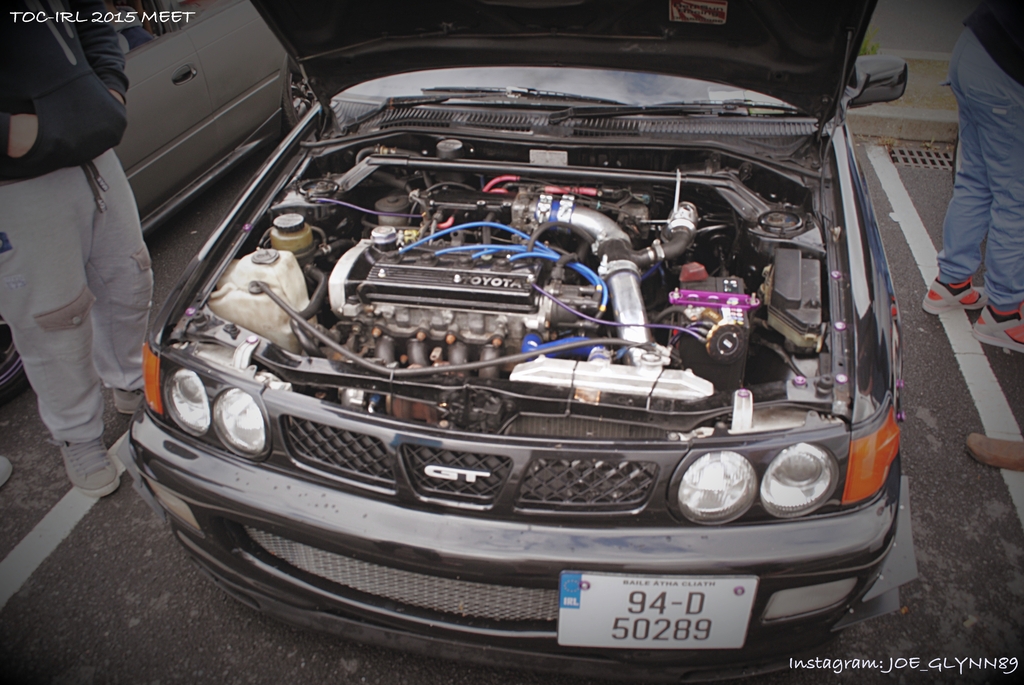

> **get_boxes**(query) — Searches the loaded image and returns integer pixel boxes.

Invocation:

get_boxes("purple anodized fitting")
[835,374,849,385]
[185,307,197,317]
[246,335,259,344]
[830,270,842,280]
[793,376,807,387]
[833,321,847,331]
[668,288,760,311]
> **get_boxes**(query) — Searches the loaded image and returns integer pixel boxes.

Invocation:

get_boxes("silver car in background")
[115,0,301,233]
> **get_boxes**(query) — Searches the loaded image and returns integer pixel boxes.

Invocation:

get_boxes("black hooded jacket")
[965,0,1024,88]
[1,0,129,180]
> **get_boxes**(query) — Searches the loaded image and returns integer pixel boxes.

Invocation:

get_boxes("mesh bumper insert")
[246,527,559,622]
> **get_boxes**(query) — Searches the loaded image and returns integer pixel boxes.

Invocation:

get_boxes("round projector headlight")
[678,451,757,524]
[213,389,266,456]
[760,443,837,518]
[167,369,210,435]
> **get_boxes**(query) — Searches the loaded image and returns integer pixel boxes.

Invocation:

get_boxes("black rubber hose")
[371,170,408,191]
[755,337,804,376]
[528,217,695,270]
[251,281,637,377]
[659,229,697,262]
[355,146,376,163]
[357,146,422,161]
[423,181,478,193]
[290,319,323,357]
[482,211,496,244]
[296,265,327,320]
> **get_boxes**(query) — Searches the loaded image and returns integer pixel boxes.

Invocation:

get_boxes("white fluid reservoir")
[208,248,310,353]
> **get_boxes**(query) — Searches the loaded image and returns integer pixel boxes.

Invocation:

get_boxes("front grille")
[246,527,558,622]
[507,415,664,439]
[403,445,512,505]
[516,458,659,511]
[285,418,395,488]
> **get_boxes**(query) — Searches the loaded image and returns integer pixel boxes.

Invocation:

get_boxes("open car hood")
[252,0,876,125]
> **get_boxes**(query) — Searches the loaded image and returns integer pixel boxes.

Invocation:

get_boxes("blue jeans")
[938,29,1024,310]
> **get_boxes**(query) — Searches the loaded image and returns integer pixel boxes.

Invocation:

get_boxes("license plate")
[557,572,758,649]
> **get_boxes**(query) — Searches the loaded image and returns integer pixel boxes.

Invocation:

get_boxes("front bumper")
[121,409,913,682]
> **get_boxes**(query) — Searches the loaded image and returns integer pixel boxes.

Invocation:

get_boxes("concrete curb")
[879,48,953,62]
[848,105,958,142]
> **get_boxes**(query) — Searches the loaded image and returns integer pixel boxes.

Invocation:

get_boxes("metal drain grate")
[890,147,953,170]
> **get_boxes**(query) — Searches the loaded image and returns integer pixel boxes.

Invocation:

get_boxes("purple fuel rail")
[668,288,760,311]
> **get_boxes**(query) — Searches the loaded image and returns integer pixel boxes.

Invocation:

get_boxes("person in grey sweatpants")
[0,150,152,497]
[2,1,152,497]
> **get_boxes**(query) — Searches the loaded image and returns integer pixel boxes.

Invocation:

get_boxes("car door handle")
[172,64,197,86]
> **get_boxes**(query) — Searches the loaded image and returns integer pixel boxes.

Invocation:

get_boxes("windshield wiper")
[420,85,624,105]
[335,94,467,135]
[334,88,624,136]
[548,100,804,124]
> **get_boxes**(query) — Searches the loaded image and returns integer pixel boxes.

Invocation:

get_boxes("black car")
[120,0,917,680]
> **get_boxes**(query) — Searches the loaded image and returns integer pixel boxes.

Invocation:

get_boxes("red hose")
[482,174,520,193]
[543,185,599,197]
[437,214,456,229]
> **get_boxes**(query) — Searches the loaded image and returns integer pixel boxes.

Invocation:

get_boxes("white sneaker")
[921,278,987,315]
[60,438,120,497]
[972,304,1024,354]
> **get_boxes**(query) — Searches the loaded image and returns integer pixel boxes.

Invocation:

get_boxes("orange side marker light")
[842,407,900,504]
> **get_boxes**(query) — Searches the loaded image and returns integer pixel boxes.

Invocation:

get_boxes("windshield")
[340,66,790,109]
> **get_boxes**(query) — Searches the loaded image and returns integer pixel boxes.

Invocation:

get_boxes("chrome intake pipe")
[519,192,700,366]
[518,193,625,248]
[603,260,654,366]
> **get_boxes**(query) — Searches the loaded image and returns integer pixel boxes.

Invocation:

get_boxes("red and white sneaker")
[973,304,1024,354]
[922,278,987,314]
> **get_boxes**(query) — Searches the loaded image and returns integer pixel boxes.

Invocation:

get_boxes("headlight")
[213,389,266,456]
[166,369,210,435]
[677,451,757,524]
[760,443,837,518]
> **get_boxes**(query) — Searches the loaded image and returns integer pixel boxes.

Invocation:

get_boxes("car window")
[342,67,787,108]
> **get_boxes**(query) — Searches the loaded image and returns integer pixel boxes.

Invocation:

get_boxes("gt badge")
[424,465,491,483]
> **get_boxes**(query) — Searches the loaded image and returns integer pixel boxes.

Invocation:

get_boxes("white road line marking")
[0,433,127,610]
[866,145,1024,528]
[0,488,96,610]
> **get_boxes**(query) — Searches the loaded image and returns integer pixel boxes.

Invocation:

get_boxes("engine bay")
[194,134,844,438]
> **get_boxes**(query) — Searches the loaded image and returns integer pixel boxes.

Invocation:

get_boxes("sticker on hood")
[669,0,727,24]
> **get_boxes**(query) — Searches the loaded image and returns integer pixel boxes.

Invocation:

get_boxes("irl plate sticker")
[669,0,728,24]
[559,572,585,609]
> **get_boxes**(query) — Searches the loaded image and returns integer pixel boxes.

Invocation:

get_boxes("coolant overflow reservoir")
[208,248,310,353]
